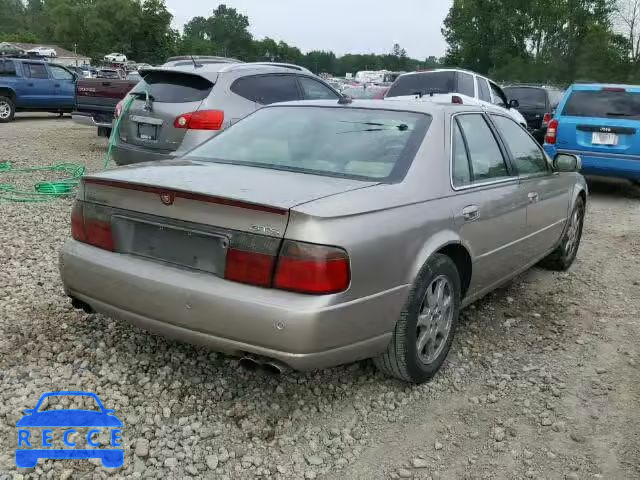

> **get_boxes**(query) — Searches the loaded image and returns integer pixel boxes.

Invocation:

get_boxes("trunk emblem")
[160,192,175,205]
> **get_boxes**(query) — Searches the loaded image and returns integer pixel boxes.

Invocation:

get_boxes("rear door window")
[134,71,214,103]
[298,77,339,100]
[562,90,640,119]
[386,72,456,97]
[452,120,472,187]
[0,60,16,76]
[24,63,49,79]
[231,75,301,105]
[457,72,475,97]
[456,114,510,182]
[477,78,491,102]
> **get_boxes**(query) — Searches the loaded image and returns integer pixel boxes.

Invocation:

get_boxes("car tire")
[0,96,16,123]
[373,253,461,383]
[540,196,585,271]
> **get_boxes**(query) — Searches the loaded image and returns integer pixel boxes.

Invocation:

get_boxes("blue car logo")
[15,391,123,468]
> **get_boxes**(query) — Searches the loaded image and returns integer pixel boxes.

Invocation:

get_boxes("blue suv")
[544,83,640,186]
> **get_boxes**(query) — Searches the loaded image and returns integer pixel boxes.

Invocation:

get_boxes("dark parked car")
[503,85,564,144]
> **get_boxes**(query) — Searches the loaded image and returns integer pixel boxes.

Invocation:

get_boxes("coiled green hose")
[0,162,85,202]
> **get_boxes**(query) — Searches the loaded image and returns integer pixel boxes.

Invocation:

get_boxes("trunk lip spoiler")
[83,178,288,216]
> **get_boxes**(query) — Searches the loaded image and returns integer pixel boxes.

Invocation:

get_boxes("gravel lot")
[1,114,639,480]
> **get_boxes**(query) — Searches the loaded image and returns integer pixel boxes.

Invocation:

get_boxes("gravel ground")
[1,114,639,480]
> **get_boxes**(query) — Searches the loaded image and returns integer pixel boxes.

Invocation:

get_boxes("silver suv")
[112,62,341,166]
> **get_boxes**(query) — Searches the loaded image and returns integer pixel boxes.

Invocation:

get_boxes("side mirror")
[509,99,519,109]
[553,153,581,172]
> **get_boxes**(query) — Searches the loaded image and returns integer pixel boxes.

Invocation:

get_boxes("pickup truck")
[0,58,76,122]
[72,76,138,136]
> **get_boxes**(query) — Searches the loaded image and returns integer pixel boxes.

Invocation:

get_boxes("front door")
[449,112,529,296]
[48,64,76,109]
[490,114,572,257]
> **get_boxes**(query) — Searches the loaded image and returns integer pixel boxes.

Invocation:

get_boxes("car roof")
[262,98,484,115]
[140,62,314,82]
[398,68,487,78]
[571,83,640,91]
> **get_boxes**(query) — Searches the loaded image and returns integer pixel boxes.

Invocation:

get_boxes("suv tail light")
[451,95,464,104]
[114,99,124,119]
[274,241,350,294]
[174,110,224,130]
[545,119,558,144]
[542,112,552,125]
[71,201,114,251]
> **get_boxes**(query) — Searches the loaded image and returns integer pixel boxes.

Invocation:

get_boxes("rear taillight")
[274,241,350,294]
[174,110,224,130]
[70,200,114,251]
[224,249,275,287]
[224,237,350,294]
[542,112,552,125]
[114,99,124,119]
[545,119,558,145]
[451,95,464,104]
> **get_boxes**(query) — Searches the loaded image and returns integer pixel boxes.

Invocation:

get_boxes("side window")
[298,77,339,100]
[491,115,549,175]
[456,114,510,182]
[0,60,17,76]
[24,63,50,79]
[490,83,507,107]
[477,78,491,102]
[231,75,301,105]
[49,65,73,81]
[452,120,471,187]
[457,73,475,97]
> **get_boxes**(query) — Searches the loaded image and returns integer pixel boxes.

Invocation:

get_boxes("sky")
[165,0,453,60]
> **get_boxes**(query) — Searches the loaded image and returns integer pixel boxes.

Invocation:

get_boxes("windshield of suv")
[503,87,546,108]
[386,72,455,97]
[562,90,640,118]
[186,106,430,181]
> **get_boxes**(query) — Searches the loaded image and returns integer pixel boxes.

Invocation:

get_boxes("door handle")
[462,205,480,222]
[528,192,539,203]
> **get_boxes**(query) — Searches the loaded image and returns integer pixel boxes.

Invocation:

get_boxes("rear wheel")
[540,196,585,271]
[374,254,461,383]
[0,96,15,123]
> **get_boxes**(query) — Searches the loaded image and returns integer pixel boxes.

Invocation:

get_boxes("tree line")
[443,0,640,85]
[0,0,439,74]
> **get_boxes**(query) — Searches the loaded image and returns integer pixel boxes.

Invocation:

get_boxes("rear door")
[20,62,56,108]
[448,112,528,296]
[48,65,75,109]
[556,87,640,156]
[121,70,215,153]
[490,114,571,256]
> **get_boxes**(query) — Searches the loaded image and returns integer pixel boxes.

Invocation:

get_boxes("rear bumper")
[72,111,112,128]
[60,240,405,370]
[111,142,176,166]
[544,146,640,180]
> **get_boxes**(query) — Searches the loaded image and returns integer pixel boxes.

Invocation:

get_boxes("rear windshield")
[562,90,640,118]
[134,71,214,103]
[386,72,455,97]
[185,106,430,181]
[504,87,546,108]
[343,86,385,99]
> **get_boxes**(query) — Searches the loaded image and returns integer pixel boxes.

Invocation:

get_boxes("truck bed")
[73,78,138,132]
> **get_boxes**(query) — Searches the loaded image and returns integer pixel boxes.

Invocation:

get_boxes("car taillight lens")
[224,249,276,287]
[114,99,124,119]
[451,95,464,104]
[542,112,552,125]
[174,110,224,130]
[274,241,350,294]
[545,119,558,145]
[70,200,114,251]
